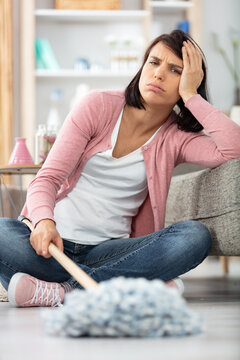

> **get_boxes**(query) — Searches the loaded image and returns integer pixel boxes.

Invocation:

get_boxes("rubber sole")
[8,272,27,307]
[173,278,184,295]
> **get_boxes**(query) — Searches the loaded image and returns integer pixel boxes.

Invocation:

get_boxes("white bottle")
[34,124,47,164]
[47,89,62,134]
[69,83,89,110]
[46,89,62,153]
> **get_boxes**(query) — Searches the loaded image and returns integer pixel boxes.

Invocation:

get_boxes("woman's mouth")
[147,83,166,93]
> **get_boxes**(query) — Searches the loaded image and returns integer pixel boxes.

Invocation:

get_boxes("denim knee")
[182,220,212,255]
[0,217,14,239]
[0,217,24,235]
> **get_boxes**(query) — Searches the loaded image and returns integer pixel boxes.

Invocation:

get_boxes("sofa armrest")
[165,158,240,256]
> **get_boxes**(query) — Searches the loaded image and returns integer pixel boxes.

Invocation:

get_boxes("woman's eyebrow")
[149,56,183,69]
[149,56,160,61]
[169,63,183,69]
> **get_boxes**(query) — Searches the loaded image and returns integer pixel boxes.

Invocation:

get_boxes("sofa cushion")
[165,159,240,256]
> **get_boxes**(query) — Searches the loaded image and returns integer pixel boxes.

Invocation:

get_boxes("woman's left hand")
[179,40,204,103]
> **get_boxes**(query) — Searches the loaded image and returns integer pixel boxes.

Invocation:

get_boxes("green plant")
[213,31,240,88]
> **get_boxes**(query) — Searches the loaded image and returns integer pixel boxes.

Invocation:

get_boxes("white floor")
[0,257,240,360]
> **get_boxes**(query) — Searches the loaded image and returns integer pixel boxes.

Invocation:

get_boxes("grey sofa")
[165,158,240,256]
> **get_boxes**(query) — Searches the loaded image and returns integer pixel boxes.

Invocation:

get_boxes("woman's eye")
[149,61,158,65]
[171,68,181,74]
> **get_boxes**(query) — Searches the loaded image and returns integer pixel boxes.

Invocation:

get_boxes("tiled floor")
[0,257,240,360]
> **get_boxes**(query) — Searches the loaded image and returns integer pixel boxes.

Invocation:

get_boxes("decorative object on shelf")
[8,138,34,165]
[34,90,63,164]
[70,83,90,110]
[35,38,60,70]
[35,124,48,165]
[44,135,57,161]
[213,31,240,125]
[46,89,62,135]
[177,20,189,34]
[105,35,144,72]
[74,57,90,71]
[55,0,120,10]
[41,89,63,162]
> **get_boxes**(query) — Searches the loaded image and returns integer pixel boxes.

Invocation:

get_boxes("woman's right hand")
[30,219,63,258]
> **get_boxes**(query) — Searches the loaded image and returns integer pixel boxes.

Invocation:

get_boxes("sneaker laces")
[30,279,62,307]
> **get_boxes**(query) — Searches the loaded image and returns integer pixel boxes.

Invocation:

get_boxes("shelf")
[0,165,41,175]
[34,9,150,22]
[35,69,137,78]
[150,1,193,9]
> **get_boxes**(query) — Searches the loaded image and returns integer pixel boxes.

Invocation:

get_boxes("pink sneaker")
[165,278,184,295]
[8,273,65,307]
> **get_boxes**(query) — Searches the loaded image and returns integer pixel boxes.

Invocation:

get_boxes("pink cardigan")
[22,90,240,237]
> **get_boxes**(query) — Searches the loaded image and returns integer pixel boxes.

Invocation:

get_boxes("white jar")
[35,124,47,164]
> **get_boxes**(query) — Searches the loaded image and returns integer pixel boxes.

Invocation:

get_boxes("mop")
[23,219,202,337]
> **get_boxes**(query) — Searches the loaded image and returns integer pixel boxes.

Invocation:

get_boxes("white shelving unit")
[34,9,149,80]
[20,0,200,156]
[34,2,151,129]
[33,1,195,81]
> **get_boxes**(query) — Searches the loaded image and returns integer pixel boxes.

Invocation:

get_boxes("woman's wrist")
[35,218,56,229]
[180,91,198,104]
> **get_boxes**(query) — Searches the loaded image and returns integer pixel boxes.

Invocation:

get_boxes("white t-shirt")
[54,110,161,244]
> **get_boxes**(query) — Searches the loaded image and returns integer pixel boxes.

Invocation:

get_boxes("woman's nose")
[154,65,166,80]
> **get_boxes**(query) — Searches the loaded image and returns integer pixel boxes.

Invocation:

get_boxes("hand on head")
[179,40,204,103]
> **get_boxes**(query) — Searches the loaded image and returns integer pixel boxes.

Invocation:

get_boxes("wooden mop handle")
[22,218,98,289]
[48,243,98,289]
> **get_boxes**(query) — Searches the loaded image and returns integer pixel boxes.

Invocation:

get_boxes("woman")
[1,30,240,307]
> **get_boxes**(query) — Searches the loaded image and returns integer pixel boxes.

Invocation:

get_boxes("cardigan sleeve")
[176,95,240,167]
[23,90,104,226]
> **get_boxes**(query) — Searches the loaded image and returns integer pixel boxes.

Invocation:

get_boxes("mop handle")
[22,218,98,289]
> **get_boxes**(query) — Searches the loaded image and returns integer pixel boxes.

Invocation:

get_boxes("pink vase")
[8,137,34,165]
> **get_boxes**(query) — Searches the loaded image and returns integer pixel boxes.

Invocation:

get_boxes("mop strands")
[42,277,202,337]
[22,219,202,338]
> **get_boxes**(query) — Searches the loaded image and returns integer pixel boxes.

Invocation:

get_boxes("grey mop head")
[42,277,202,337]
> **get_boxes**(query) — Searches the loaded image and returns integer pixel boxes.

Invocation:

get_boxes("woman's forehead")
[148,42,182,64]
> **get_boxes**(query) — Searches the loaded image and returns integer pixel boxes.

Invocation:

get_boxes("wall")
[202,0,240,111]
[12,0,20,140]
[175,0,240,176]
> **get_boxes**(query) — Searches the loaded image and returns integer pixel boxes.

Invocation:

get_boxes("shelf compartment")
[34,9,150,22]
[150,1,193,9]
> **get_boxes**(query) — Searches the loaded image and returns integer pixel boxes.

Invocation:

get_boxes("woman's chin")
[142,93,180,109]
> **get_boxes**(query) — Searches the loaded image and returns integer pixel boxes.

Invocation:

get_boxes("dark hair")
[125,30,209,133]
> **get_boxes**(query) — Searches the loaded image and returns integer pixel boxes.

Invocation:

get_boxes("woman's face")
[139,42,183,108]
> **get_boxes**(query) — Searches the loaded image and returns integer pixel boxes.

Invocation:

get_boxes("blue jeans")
[0,218,211,290]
